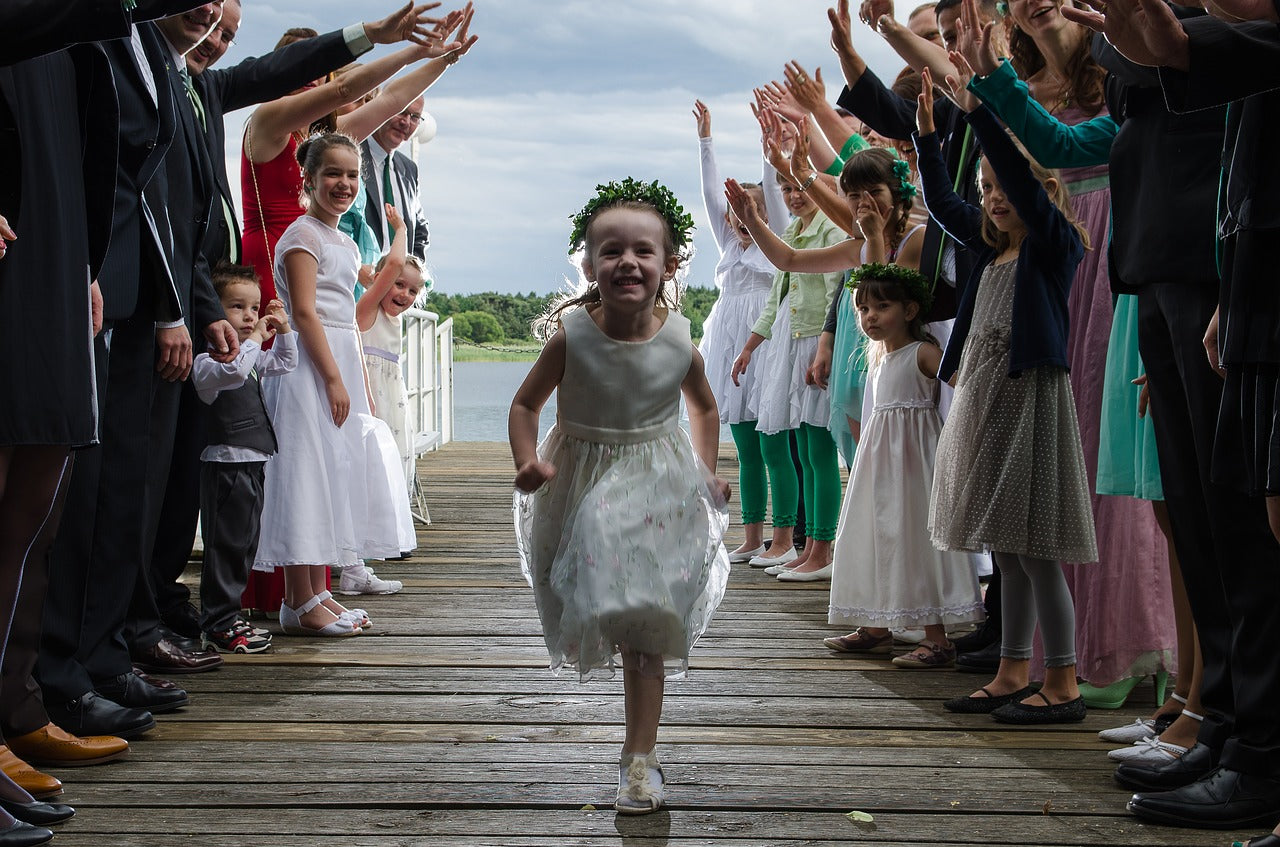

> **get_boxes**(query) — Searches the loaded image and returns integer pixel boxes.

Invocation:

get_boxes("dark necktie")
[182,67,240,263]
[383,155,397,242]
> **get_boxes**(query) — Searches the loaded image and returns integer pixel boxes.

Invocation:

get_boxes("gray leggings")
[993,551,1077,668]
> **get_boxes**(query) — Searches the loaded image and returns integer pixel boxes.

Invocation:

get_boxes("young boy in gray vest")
[193,265,297,653]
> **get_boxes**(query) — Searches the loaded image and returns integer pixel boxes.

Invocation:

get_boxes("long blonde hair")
[979,149,1089,255]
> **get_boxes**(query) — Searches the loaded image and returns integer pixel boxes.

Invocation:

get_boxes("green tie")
[180,66,206,131]
[382,155,397,242]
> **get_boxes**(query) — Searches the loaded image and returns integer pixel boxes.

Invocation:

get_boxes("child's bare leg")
[286,565,340,629]
[621,650,664,754]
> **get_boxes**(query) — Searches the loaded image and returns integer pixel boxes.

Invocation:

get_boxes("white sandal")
[317,590,372,630]
[615,750,664,815]
[279,594,360,637]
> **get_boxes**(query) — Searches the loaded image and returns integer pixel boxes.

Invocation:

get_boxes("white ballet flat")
[748,547,797,569]
[1107,736,1188,763]
[776,563,833,582]
[728,545,765,564]
[1098,718,1158,744]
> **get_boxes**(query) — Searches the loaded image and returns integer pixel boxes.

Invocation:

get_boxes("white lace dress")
[255,215,416,569]
[362,308,413,493]
[828,342,985,629]
[514,308,730,681]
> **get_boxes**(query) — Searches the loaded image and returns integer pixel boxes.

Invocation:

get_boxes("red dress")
[241,133,304,305]
[238,131,331,613]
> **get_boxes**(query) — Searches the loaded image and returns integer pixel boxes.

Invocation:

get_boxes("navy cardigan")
[913,106,1084,382]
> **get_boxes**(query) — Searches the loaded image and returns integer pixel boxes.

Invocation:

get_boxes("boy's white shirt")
[193,334,298,463]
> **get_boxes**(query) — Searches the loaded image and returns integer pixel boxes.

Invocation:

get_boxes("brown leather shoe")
[0,745,62,799]
[7,722,129,767]
[131,637,223,675]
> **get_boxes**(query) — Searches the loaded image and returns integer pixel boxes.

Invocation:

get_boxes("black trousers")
[38,317,154,702]
[146,378,204,621]
[1138,282,1280,778]
[198,461,264,634]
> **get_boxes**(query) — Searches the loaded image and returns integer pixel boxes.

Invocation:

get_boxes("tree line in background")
[425,286,721,345]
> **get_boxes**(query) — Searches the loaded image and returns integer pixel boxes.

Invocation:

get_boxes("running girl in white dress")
[510,179,731,815]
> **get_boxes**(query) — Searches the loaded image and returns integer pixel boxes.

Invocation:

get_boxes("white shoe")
[764,561,802,575]
[615,750,663,815]
[728,545,766,564]
[893,629,927,644]
[338,564,403,595]
[748,547,798,569]
[776,563,833,582]
[1107,737,1188,764]
[1098,718,1157,744]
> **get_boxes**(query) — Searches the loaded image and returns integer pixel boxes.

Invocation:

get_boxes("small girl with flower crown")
[509,179,731,815]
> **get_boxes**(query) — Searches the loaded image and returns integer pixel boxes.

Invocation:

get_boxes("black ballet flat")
[991,691,1087,725]
[942,685,1035,714]
[0,798,73,827]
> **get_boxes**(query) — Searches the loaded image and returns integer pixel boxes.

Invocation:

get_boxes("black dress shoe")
[131,637,223,675]
[954,641,1001,673]
[0,820,52,846]
[1115,741,1217,792]
[1128,767,1280,829]
[96,670,189,714]
[156,625,204,654]
[161,602,202,640]
[952,622,1000,654]
[46,691,155,740]
[0,798,74,826]
[1237,835,1280,847]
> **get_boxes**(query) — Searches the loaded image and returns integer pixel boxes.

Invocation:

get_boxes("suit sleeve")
[969,59,1117,168]
[203,30,357,116]
[836,69,958,143]
[1159,18,1280,112]
[0,0,127,63]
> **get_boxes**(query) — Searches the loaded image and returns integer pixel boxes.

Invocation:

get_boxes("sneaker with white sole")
[202,619,272,654]
[338,564,403,595]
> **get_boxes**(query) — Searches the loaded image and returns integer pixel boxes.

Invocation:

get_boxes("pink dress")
[1034,103,1174,684]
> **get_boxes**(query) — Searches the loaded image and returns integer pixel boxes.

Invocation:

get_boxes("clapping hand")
[945,51,981,112]
[514,459,557,493]
[0,213,13,262]
[692,100,711,139]
[759,80,807,124]
[440,3,477,63]
[829,0,856,56]
[916,66,937,135]
[1061,0,1190,69]
[724,178,763,229]
[956,0,999,76]
[413,2,474,59]
[365,2,446,47]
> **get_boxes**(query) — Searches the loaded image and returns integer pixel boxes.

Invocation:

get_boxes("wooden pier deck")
[50,442,1221,846]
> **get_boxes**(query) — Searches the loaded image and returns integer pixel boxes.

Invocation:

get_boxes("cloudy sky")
[223,1,912,296]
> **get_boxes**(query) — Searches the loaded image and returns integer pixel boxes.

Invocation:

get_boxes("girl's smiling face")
[380,265,425,317]
[779,180,816,219]
[308,146,361,220]
[979,157,1024,234]
[583,206,678,313]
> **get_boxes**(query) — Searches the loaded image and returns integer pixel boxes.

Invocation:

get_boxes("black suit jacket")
[361,138,430,260]
[837,70,974,322]
[0,0,202,64]
[194,28,357,265]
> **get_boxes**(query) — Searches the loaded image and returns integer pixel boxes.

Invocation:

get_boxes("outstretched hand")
[415,3,473,59]
[829,0,856,56]
[784,61,827,114]
[515,460,557,493]
[440,3,478,63]
[1061,0,1189,69]
[956,0,1000,76]
[916,66,937,135]
[365,2,444,47]
[724,178,763,227]
[945,50,981,112]
[693,99,712,138]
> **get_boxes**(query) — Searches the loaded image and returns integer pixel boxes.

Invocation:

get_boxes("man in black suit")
[36,2,240,742]
[144,0,444,640]
[361,98,431,261]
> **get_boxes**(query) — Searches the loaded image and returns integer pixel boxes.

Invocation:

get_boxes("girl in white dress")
[510,180,731,815]
[691,100,790,564]
[255,132,415,636]
[823,264,985,667]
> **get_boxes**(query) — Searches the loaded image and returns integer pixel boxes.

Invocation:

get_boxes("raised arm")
[695,101,734,254]
[726,179,861,274]
[912,71,983,249]
[356,205,408,331]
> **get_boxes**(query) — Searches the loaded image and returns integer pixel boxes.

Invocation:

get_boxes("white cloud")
[221,0,916,295]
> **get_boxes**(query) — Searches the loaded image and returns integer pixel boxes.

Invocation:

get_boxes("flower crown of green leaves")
[568,178,696,256]
[847,262,934,314]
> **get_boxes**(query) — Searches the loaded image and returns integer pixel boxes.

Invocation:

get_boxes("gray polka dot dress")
[929,260,1098,563]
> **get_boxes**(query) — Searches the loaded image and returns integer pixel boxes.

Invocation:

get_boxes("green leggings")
[759,424,840,541]
[729,421,769,525]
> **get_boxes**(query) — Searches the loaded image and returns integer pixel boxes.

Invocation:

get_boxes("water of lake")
[451,361,732,442]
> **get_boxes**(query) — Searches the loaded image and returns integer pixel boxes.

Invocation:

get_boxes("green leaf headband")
[847,261,934,314]
[568,178,696,256]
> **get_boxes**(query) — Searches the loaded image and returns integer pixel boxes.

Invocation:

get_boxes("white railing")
[402,308,454,523]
